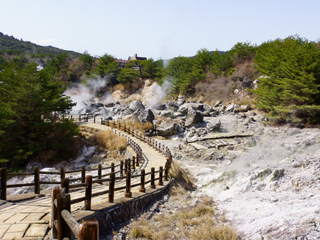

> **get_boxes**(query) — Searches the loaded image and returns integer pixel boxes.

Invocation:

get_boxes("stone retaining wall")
[73,180,172,236]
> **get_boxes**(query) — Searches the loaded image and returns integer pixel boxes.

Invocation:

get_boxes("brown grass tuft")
[169,162,196,190]
[120,120,153,135]
[87,130,127,152]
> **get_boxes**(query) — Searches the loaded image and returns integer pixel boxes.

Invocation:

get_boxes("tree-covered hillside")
[0,32,81,69]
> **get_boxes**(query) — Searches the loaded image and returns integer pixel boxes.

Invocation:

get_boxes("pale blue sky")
[1,0,319,60]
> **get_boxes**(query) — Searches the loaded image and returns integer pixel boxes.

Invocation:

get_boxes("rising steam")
[64,75,113,113]
[143,78,174,108]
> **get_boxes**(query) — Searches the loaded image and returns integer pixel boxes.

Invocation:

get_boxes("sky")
[1,0,319,60]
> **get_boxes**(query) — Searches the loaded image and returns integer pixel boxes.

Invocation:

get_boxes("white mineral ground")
[167,113,320,240]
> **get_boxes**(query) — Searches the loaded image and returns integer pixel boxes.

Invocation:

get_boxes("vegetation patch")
[272,169,285,181]
[256,168,272,180]
[87,129,127,155]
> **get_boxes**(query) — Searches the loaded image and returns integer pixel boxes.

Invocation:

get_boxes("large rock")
[177,95,186,105]
[156,121,178,136]
[242,76,254,89]
[214,100,222,107]
[105,102,115,108]
[129,100,145,111]
[138,109,155,123]
[166,101,179,111]
[185,108,204,127]
[225,103,235,112]
[178,103,204,114]
[240,105,251,112]
[207,119,221,132]
[154,102,165,110]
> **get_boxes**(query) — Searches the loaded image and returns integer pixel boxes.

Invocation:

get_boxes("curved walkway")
[0,122,168,239]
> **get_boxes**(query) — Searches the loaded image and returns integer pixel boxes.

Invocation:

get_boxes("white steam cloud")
[144,78,174,108]
[64,75,113,113]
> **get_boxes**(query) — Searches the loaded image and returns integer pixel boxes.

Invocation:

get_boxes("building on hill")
[128,53,147,61]
[115,53,147,68]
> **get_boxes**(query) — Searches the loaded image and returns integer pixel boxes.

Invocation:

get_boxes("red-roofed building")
[115,53,147,68]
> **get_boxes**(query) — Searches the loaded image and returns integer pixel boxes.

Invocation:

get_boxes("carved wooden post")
[125,171,132,197]
[81,166,86,183]
[98,164,102,184]
[57,193,71,240]
[51,187,61,239]
[61,178,69,193]
[78,219,99,240]
[108,172,115,203]
[60,167,65,181]
[150,167,155,189]
[34,166,40,194]
[1,168,6,200]
[84,175,92,210]
[158,166,163,186]
[139,169,145,192]
[120,160,124,176]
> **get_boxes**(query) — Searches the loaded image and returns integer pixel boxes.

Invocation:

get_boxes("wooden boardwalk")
[0,122,168,239]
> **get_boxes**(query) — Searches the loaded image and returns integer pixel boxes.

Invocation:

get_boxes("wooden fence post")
[81,166,86,183]
[158,166,163,186]
[139,169,145,192]
[125,171,132,197]
[111,163,115,173]
[132,157,136,171]
[60,168,65,181]
[150,167,155,189]
[51,187,61,239]
[108,172,115,203]
[98,164,102,184]
[61,178,69,193]
[120,160,124,176]
[79,115,81,121]
[1,168,6,200]
[164,162,169,181]
[57,193,71,240]
[78,219,99,240]
[128,158,131,172]
[84,175,92,210]
[135,156,139,167]
[34,166,40,194]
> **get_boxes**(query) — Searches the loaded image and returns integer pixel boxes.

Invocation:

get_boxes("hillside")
[0,32,81,66]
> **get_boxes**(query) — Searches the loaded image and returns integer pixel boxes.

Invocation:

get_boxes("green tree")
[253,35,320,122]
[193,48,213,73]
[80,50,94,71]
[117,68,140,83]
[210,50,234,77]
[0,61,80,170]
[229,42,257,62]
[94,54,120,77]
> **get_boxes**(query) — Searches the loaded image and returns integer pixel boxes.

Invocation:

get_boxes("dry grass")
[130,221,153,239]
[120,119,153,134]
[169,161,196,191]
[87,129,127,153]
[128,190,238,240]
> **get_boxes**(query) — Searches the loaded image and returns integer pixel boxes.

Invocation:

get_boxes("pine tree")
[253,36,320,122]
[0,61,80,170]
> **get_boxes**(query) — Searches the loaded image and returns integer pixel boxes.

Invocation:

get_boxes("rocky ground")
[104,108,320,239]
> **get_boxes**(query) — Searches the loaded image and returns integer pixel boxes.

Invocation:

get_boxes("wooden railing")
[1,114,173,240]
[52,188,99,240]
